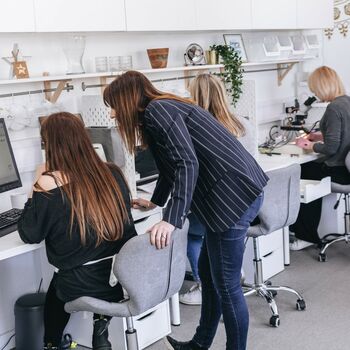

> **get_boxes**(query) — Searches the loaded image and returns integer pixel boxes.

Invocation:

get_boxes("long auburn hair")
[103,70,193,154]
[38,112,129,245]
[189,74,245,137]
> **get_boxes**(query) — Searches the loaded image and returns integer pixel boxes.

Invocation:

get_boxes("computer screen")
[0,118,22,193]
[135,146,159,184]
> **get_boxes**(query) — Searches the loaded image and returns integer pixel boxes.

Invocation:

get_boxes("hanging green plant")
[210,44,244,106]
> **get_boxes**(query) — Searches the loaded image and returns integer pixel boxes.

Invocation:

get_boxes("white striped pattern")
[143,99,268,232]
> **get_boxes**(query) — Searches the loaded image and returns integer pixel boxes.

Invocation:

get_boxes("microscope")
[281,96,317,132]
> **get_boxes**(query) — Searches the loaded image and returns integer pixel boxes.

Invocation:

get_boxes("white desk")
[258,153,321,172]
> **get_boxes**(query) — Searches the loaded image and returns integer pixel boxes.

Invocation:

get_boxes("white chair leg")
[169,293,181,326]
[125,317,139,350]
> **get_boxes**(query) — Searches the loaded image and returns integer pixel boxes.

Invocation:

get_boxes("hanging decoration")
[325,0,350,38]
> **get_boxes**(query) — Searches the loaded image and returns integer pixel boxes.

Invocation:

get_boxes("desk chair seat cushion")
[331,182,350,194]
[65,222,189,318]
[247,164,301,238]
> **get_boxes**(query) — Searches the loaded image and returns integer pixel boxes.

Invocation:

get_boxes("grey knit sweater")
[313,95,350,167]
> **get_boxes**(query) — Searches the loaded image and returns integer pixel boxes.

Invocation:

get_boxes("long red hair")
[103,70,193,154]
[38,112,129,245]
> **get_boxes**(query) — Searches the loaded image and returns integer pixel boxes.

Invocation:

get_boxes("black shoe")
[43,344,59,350]
[164,336,207,350]
[92,316,112,350]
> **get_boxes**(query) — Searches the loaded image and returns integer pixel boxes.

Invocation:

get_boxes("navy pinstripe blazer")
[143,99,268,232]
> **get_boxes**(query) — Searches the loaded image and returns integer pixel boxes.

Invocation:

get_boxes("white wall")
[0,31,307,208]
[324,31,350,91]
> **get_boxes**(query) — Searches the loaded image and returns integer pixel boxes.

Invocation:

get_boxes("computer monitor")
[135,146,159,185]
[0,118,22,193]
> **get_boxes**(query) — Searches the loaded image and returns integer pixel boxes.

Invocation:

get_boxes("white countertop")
[0,190,162,262]
[1,156,323,262]
[258,153,322,172]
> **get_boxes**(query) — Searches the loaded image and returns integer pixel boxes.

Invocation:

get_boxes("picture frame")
[223,34,248,62]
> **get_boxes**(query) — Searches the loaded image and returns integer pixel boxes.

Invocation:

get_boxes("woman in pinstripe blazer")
[104,71,268,350]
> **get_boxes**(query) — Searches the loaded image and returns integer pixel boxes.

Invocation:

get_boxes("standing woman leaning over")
[180,73,252,306]
[104,71,268,350]
[18,113,136,350]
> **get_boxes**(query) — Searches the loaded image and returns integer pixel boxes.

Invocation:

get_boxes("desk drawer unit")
[243,229,284,284]
[300,177,331,203]
[65,300,171,350]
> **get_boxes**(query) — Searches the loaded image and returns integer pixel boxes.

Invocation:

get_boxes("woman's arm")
[313,107,342,155]
[145,101,199,228]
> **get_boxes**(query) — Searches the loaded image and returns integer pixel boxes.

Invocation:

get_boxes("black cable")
[37,278,43,293]
[0,334,15,350]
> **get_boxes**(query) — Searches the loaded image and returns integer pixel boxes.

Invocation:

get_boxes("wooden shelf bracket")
[277,62,297,86]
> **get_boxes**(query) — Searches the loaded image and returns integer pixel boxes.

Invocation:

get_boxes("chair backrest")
[248,164,301,237]
[345,151,350,173]
[113,220,189,316]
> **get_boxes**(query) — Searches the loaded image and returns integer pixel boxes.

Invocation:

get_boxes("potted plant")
[210,44,244,106]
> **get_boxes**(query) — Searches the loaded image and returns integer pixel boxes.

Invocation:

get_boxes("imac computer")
[0,118,23,237]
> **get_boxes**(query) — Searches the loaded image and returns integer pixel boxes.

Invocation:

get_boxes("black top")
[18,164,136,302]
[313,95,350,167]
[143,99,268,232]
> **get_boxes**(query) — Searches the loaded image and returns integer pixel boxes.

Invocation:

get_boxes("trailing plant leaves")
[210,44,244,106]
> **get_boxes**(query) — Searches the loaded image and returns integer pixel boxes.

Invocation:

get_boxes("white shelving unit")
[0,59,312,87]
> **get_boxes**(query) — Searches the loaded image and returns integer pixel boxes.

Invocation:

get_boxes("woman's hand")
[307,132,323,142]
[295,137,314,150]
[148,221,175,249]
[132,198,157,211]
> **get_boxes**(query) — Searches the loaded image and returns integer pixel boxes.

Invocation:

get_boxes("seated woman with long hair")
[18,112,136,350]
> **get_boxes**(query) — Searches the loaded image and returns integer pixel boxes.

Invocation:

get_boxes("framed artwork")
[223,34,248,62]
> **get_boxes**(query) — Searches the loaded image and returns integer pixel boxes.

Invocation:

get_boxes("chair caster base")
[269,315,280,327]
[296,299,306,311]
[318,253,327,262]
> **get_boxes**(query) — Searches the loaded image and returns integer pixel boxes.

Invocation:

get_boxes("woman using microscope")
[104,71,268,350]
[18,113,136,350]
[292,66,350,248]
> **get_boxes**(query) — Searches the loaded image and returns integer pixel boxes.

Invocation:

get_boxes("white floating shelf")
[0,58,313,86]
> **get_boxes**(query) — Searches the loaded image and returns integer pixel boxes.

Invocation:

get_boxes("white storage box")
[305,34,320,58]
[277,35,293,59]
[300,177,331,204]
[244,34,281,62]
[291,35,306,57]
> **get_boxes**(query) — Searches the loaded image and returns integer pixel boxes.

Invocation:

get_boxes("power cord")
[0,334,15,350]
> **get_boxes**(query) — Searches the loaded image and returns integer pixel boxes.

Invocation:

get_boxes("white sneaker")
[179,284,202,305]
[289,238,314,251]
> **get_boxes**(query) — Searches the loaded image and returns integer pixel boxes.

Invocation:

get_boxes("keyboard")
[0,208,23,238]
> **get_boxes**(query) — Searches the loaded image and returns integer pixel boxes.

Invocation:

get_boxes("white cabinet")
[195,0,252,30]
[125,0,197,31]
[297,0,333,29]
[34,0,126,32]
[0,1,35,32]
[252,0,297,29]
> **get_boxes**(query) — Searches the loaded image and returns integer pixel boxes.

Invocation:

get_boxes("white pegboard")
[233,80,258,158]
[80,95,137,198]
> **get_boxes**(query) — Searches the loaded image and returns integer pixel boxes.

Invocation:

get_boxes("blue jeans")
[192,194,263,350]
[187,213,206,282]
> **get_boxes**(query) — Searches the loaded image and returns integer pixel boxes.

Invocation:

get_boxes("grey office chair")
[319,151,350,262]
[65,221,189,350]
[243,164,306,327]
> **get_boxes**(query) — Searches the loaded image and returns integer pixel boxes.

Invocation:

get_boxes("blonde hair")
[308,66,345,102]
[189,74,245,137]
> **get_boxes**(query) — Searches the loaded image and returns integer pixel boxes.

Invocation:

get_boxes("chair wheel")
[296,299,306,311]
[318,253,327,262]
[269,315,280,327]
